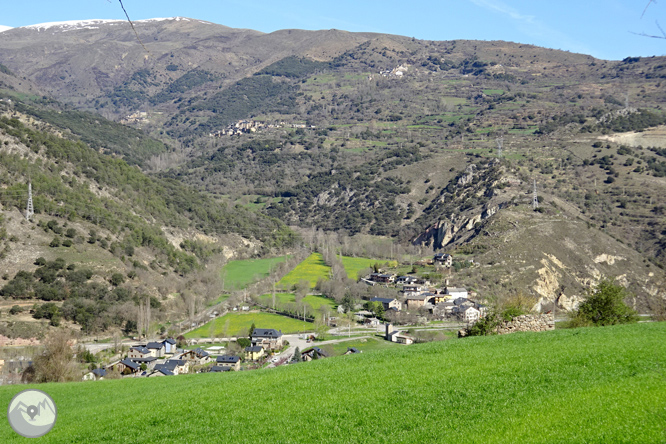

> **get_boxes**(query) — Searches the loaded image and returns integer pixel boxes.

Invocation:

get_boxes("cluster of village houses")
[209,120,315,137]
[82,327,360,380]
[357,253,485,326]
[84,328,285,380]
[119,111,149,125]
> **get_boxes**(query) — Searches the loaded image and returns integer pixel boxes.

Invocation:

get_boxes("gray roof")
[146,342,164,350]
[160,359,187,371]
[163,338,176,345]
[251,328,282,339]
[129,357,157,363]
[216,355,240,364]
[120,359,140,371]
[153,368,174,376]
[193,348,209,358]
[130,346,151,354]
[92,368,107,377]
[245,346,263,353]
[302,347,328,357]
[446,287,468,293]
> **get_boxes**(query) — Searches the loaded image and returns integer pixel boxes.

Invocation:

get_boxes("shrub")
[110,273,125,287]
[569,279,638,326]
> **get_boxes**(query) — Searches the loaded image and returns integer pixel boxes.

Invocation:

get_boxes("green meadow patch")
[1,323,663,443]
[258,293,336,311]
[278,253,330,288]
[341,256,396,280]
[483,88,505,95]
[184,312,313,338]
[220,256,289,290]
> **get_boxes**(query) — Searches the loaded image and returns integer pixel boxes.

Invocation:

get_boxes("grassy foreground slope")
[2,323,665,443]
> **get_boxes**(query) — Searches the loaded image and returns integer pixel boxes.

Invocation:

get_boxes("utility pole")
[496,137,503,159]
[532,179,539,210]
[25,181,34,221]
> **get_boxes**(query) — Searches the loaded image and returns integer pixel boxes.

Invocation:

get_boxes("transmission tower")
[25,181,34,221]
[496,137,503,159]
[532,179,539,210]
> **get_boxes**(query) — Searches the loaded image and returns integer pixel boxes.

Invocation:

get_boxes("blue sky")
[1,0,665,60]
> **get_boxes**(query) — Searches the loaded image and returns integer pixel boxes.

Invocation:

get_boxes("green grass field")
[257,293,336,311]
[220,256,289,290]
[340,256,395,280]
[278,253,330,288]
[184,312,313,338]
[1,323,664,443]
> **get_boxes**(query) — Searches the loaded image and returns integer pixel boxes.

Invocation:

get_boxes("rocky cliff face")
[412,159,517,250]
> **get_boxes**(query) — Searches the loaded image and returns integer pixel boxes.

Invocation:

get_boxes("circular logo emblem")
[7,389,57,438]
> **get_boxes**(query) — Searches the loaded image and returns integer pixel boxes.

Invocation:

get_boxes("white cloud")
[468,0,593,55]
[470,0,535,23]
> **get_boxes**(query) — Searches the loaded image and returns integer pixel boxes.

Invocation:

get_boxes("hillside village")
[208,120,312,137]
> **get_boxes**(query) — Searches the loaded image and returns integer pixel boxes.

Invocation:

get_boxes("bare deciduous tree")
[31,330,80,383]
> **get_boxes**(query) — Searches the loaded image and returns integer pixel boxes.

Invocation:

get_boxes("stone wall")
[495,313,554,335]
[0,335,40,347]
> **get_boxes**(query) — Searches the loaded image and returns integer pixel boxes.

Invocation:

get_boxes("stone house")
[370,297,402,311]
[433,253,453,267]
[128,346,152,359]
[405,295,428,310]
[146,342,166,358]
[181,348,212,365]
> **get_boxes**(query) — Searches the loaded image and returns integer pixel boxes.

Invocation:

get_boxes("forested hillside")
[0,95,295,337]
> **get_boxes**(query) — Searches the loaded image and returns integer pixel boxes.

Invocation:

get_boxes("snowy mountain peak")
[21,17,208,32]
[0,25,13,33]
